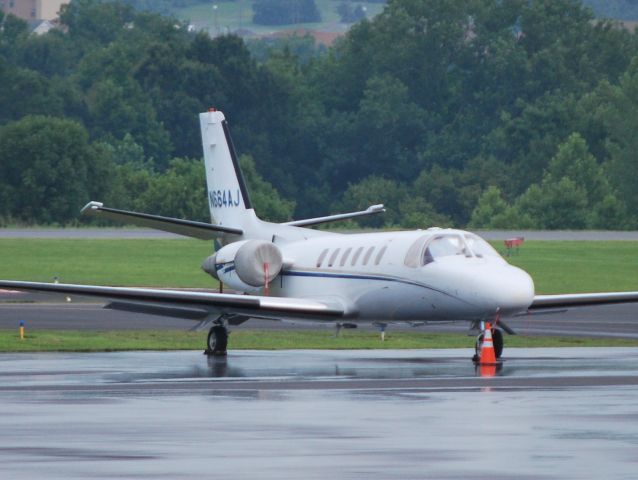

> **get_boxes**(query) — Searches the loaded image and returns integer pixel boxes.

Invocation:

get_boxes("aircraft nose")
[488,265,535,314]
[456,264,534,315]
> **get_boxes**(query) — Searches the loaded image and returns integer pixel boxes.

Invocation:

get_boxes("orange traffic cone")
[477,363,497,378]
[478,322,498,365]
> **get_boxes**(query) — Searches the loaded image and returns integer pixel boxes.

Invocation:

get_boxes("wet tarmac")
[1,348,638,479]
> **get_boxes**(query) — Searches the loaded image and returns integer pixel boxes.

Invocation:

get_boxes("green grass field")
[0,238,215,288]
[0,238,636,293]
[503,241,638,294]
[175,0,385,36]
[1,329,637,353]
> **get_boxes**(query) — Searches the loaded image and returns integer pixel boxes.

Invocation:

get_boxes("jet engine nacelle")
[201,240,283,292]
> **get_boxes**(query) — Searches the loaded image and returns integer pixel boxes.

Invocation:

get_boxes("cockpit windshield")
[423,235,469,264]
[463,233,502,259]
[404,232,503,267]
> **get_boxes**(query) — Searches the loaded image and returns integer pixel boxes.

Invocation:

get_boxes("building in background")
[0,0,69,21]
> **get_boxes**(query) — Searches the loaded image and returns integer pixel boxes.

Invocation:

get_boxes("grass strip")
[1,329,637,353]
[504,240,638,294]
[0,238,215,287]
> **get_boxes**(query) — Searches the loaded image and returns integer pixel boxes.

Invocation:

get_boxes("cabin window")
[374,246,387,265]
[351,247,364,266]
[316,248,329,268]
[328,248,341,267]
[340,247,353,266]
[362,246,375,265]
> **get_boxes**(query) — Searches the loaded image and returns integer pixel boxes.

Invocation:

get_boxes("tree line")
[1,0,638,229]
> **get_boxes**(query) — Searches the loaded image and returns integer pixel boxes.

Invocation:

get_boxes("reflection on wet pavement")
[1,348,637,479]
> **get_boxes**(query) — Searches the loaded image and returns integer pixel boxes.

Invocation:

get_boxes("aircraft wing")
[0,280,345,322]
[81,201,243,240]
[529,292,638,310]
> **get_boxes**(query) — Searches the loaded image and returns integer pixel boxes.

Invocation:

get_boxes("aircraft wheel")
[473,333,483,362]
[492,328,503,359]
[207,325,228,356]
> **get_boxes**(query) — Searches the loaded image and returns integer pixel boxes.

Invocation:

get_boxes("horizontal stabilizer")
[284,204,385,228]
[81,201,243,239]
[530,291,638,309]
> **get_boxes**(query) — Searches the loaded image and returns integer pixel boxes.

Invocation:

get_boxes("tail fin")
[199,109,252,228]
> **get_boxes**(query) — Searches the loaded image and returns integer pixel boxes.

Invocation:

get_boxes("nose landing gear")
[472,307,514,363]
[472,323,504,363]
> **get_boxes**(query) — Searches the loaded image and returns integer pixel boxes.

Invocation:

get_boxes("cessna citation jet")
[2,109,638,359]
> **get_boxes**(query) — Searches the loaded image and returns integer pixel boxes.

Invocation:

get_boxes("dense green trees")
[469,133,629,229]
[303,0,638,229]
[1,0,638,229]
[0,116,112,224]
[239,155,296,221]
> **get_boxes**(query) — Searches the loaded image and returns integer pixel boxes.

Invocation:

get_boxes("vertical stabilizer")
[199,109,252,227]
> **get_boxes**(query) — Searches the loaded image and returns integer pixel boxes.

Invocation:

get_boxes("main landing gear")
[206,324,228,356]
[200,314,248,356]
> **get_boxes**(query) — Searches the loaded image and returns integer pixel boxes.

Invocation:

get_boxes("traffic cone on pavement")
[478,322,498,365]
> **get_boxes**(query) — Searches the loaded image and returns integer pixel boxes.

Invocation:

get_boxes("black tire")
[492,328,503,359]
[474,333,484,361]
[207,325,228,355]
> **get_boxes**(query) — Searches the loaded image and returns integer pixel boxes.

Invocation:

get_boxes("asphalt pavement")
[1,348,637,479]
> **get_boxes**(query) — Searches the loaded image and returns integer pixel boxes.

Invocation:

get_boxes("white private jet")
[2,109,638,358]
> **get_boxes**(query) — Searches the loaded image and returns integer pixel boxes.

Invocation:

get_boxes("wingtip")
[80,201,104,215]
[367,204,386,213]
